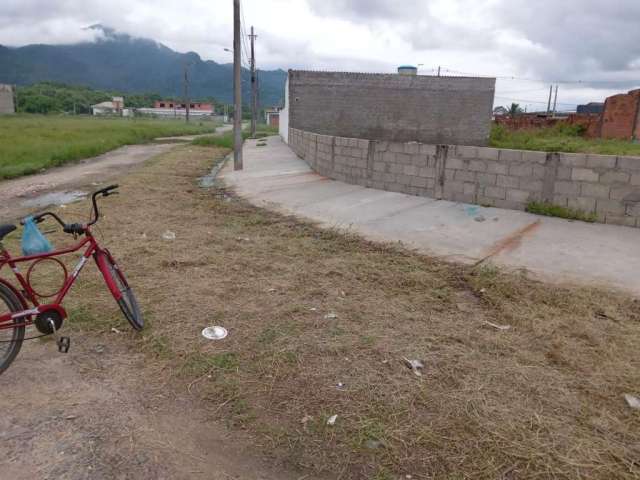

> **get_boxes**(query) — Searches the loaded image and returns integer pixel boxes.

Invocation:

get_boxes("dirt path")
[0,141,318,480]
[0,337,311,480]
[0,125,232,223]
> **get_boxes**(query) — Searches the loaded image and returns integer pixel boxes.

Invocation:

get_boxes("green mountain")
[0,25,286,107]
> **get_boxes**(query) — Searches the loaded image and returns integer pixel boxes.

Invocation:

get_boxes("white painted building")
[136,108,217,118]
[91,97,125,116]
[278,76,289,143]
[0,84,15,114]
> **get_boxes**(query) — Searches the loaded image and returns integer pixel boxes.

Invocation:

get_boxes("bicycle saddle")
[0,224,16,241]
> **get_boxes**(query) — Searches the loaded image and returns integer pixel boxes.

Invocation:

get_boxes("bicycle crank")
[47,317,70,354]
[35,310,70,353]
[34,309,64,334]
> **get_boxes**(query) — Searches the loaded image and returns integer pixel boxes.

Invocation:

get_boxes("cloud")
[1,0,639,109]
[306,0,427,20]
[492,0,640,80]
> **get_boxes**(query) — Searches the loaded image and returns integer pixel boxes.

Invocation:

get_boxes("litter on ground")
[624,394,640,409]
[483,321,511,331]
[403,357,425,376]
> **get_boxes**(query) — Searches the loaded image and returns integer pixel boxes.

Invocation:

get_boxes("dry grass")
[3,145,640,479]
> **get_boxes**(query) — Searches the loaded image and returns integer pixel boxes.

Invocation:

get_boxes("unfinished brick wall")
[600,89,640,140]
[290,127,640,228]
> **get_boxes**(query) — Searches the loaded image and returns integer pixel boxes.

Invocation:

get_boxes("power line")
[239,1,252,69]
[439,66,640,86]
[497,87,551,95]
[494,95,576,107]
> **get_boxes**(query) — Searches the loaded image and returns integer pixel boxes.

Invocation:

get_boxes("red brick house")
[153,101,213,111]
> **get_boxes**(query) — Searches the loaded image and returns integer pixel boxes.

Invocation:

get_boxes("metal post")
[183,64,191,123]
[233,0,243,170]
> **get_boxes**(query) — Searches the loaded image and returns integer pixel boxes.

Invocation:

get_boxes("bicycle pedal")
[57,336,71,353]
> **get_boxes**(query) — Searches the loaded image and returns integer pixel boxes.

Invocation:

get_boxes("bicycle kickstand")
[47,318,71,353]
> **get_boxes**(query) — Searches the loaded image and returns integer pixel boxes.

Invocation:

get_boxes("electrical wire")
[440,66,639,86]
[494,95,576,107]
[239,0,252,70]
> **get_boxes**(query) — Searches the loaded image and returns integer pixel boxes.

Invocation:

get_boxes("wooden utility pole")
[256,71,260,123]
[552,85,558,116]
[249,26,257,137]
[233,0,243,170]
[183,63,191,123]
[546,85,553,115]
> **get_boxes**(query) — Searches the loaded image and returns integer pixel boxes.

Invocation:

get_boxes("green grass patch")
[192,129,252,149]
[180,351,239,376]
[526,201,598,223]
[253,125,278,138]
[193,124,276,149]
[0,114,216,179]
[489,123,640,155]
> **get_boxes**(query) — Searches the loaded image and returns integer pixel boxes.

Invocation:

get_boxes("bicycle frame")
[0,229,108,331]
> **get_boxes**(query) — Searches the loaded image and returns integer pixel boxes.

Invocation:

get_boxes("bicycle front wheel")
[95,250,144,331]
[0,283,26,375]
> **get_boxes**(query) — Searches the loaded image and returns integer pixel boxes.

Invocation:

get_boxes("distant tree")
[15,82,166,113]
[507,103,523,117]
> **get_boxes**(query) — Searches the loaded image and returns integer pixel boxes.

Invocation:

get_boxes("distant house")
[492,106,508,116]
[264,107,281,127]
[0,84,15,114]
[137,100,214,118]
[577,102,604,114]
[154,100,213,111]
[91,96,125,116]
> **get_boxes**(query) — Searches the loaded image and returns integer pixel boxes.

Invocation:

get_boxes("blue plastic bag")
[21,216,53,256]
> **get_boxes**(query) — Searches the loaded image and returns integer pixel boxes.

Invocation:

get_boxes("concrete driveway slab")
[222,136,640,296]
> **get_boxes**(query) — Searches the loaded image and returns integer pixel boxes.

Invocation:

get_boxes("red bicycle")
[0,185,143,374]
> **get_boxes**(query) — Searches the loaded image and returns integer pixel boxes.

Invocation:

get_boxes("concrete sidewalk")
[222,136,640,296]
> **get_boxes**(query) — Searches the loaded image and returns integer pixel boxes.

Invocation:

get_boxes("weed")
[192,130,252,149]
[526,201,598,222]
[373,468,394,480]
[489,123,640,155]
[144,334,173,360]
[180,351,239,377]
[66,306,115,331]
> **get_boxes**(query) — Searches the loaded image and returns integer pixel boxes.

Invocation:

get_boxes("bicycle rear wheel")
[0,283,26,375]
[95,251,144,331]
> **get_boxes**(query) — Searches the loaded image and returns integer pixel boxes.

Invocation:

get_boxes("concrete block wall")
[288,70,495,146]
[289,127,640,228]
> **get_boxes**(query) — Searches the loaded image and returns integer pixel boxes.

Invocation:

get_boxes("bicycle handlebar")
[88,184,119,226]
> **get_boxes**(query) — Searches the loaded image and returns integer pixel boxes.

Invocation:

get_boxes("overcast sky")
[1,0,639,111]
